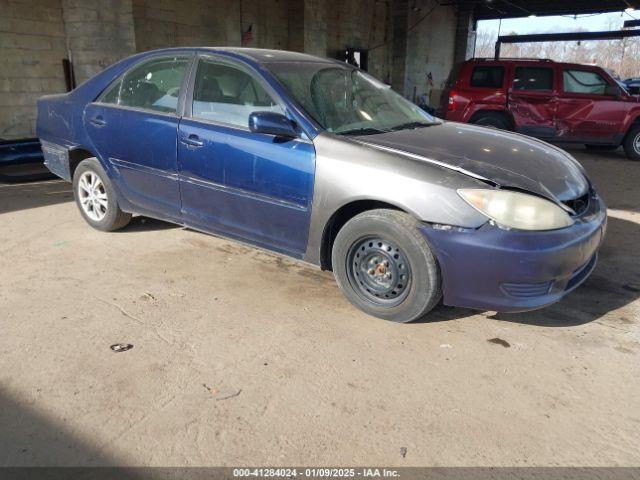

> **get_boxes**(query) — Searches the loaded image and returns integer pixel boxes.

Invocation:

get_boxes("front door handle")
[180,134,204,148]
[90,115,107,127]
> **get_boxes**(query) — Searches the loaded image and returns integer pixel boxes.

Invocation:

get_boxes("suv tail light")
[448,90,457,111]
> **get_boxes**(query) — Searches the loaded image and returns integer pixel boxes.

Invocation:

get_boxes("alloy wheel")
[78,171,108,222]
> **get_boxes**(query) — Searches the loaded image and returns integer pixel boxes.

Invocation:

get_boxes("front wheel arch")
[320,200,410,271]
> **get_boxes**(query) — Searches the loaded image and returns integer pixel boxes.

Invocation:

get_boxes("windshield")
[267,62,436,135]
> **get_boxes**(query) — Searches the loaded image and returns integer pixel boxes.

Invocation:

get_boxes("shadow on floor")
[117,216,179,233]
[0,388,117,467]
[0,180,72,215]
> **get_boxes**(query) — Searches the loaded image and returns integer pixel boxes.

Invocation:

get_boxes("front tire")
[331,209,442,323]
[623,125,640,161]
[73,158,132,231]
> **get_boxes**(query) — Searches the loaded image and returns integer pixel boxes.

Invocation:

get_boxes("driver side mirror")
[605,84,621,97]
[248,112,298,139]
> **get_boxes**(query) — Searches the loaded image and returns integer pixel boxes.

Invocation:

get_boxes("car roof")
[141,47,338,64]
[465,58,607,71]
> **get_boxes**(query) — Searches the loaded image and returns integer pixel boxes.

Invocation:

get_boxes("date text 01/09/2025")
[232,468,401,478]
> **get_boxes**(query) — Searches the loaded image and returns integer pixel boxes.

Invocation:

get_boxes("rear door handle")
[180,134,204,148]
[89,115,107,127]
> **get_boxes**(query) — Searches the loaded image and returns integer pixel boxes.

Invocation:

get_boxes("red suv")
[441,58,640,161]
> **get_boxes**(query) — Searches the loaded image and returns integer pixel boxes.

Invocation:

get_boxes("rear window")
[470,66,504,88]
[514,67,553,91]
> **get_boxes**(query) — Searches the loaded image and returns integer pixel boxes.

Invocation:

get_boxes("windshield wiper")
[390,121,437,131]
[335,127,389,136]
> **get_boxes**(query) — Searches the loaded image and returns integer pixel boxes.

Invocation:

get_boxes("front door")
[85,55,191,219]
[556,67,625,143]
[177,56,315,257]
[508,65,557,138]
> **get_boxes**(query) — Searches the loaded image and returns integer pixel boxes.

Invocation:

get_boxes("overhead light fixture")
[528,14,537,18]
[625,7,635,12]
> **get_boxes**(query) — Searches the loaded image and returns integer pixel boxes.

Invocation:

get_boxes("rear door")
[556,67,625,143]
[508,64,557,138]
[85,55,191,219]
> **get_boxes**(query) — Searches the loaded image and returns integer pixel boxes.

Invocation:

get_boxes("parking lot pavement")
[0,145,638,467]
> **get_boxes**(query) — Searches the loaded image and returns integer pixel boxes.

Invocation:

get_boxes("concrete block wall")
[325,0,392,81]
[133,0,290,52]
[403,0,457,107]
[0,0,68,138]
[62,0,136,84]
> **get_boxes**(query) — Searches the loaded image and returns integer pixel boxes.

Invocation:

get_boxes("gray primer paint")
[303,132,489,265]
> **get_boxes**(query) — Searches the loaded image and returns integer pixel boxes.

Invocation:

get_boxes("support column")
[391,0,408,94]
[453,2,475,64]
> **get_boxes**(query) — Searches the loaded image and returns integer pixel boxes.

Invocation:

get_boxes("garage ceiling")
[452,0,640,21]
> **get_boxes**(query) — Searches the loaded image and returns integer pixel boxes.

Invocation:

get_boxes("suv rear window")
[470,66,504,88]
[514,67,553,91]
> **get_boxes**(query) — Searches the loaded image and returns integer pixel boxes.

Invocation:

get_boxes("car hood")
[353,122,589,202]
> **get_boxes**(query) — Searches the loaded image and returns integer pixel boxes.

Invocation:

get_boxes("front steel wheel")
[332,209,442,323]
[347,236,412,307]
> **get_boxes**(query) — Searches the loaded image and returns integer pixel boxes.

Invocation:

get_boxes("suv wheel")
[73,158,132,231]
[623,125,640,161]
[331,209,442,323]
[470,112,510,130]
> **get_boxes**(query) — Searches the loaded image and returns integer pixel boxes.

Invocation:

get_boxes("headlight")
[458,189,574,231]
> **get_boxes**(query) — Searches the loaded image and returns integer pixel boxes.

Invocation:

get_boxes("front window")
[192,59,284,127]
[563,69,608,95]
[267,62,435,135]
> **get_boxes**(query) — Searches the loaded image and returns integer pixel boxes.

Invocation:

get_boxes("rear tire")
[331,209,442,323]
[471,112,510,130]
[585,144,618,151]
[623,125,640,161]
[72,158,132,231]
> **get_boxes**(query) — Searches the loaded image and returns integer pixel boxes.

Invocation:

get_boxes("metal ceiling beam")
[494,29,640,59]
[467,0,640,21]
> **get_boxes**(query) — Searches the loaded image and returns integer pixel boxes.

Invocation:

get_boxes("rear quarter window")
[470,66,504,88]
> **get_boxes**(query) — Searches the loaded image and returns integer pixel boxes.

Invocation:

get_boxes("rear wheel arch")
[469,109,514,130]
[320,200,411,271]
[68,147,96,178]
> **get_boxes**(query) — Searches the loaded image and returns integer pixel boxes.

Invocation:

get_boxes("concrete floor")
[0,145,638,467]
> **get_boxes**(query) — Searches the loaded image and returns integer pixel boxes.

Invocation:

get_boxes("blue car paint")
[178,117,315,256]
[36,47,607,314]
[85,104,184,218]
[38,48,320,257]
[421,193,606,312]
